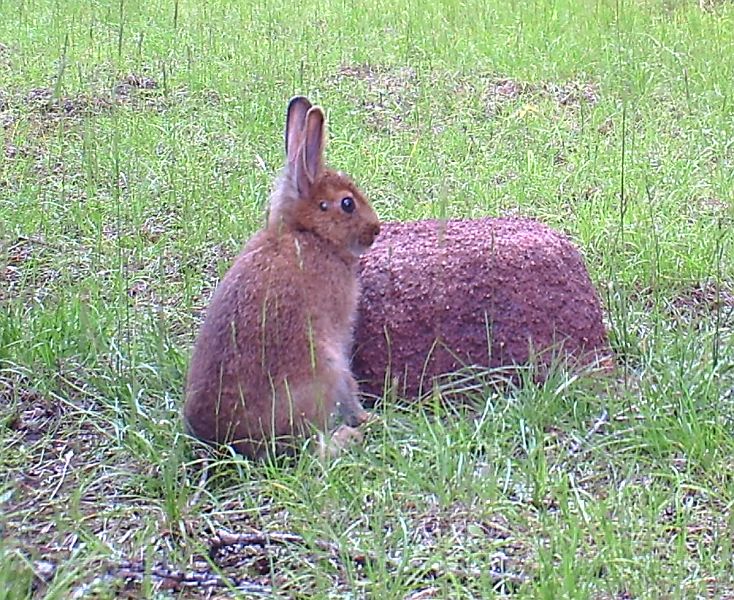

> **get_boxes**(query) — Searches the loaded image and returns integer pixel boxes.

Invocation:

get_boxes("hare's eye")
[341,197,355,214]
[319,201,328,211]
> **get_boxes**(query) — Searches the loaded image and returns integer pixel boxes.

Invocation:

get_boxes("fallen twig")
[187,454,211,509]
[567,408,609,457]
[70,560,272,598]
[14,235,62,250]
[210,528,371,568]
[116,560,272,594]
[419,562,530,589]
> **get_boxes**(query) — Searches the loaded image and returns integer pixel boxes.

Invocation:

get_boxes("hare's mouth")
[352,229,379,256]
[350,239,375,257]
[349,241,371,257]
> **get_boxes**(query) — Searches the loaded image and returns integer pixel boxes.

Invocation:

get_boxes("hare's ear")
[285,96,312,165]
[296,106,325,193]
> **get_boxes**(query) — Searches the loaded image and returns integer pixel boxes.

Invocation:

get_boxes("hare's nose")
[371,223,381,238]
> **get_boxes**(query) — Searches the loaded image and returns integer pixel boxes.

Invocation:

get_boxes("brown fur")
[183,97,380,458]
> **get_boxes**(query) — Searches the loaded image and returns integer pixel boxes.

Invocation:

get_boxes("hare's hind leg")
[272,377,360,459]
[274,376,337,438]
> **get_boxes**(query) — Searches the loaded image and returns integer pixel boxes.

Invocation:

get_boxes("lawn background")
[1,0,733,597]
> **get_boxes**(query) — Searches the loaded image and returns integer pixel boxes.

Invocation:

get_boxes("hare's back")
[211,232,316,380]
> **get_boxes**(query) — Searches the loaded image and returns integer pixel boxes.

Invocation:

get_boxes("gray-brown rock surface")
[354,217,612,399]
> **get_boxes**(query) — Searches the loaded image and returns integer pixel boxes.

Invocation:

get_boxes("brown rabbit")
[183,96,380,458]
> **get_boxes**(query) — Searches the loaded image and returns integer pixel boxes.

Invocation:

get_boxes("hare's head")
[269,96,380,256]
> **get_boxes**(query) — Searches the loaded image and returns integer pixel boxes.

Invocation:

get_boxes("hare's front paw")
[336,394,370,427]
[331,371,370,427]
[317,425,364,459]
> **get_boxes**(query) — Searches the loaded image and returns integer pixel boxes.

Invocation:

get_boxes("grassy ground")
[1,0,734,597]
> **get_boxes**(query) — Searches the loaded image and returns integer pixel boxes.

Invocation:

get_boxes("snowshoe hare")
[184,96,380,458]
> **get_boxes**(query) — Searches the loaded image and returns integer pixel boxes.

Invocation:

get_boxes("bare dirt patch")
[334,64,417,89]
[2,72,182,140]
[0,236,66,305]
[66,499,535,597]
[483,77,599,117]
[630,281,734,324]
[0,371,136,586]
[670,281,734,313]
[0,42,10,72]
[1,88,13,129]
[645,282,734,325]
[0,367,104,463]
[697,0,732,12]
[23,87,113,119]
[405,501,534,590]
[21,72,162,118]
[1,73,194,193]
[2,385,58,444]
[331,65,600,133]
[332,64,419,133]
[114,73,159,96]
[696,195,729,216]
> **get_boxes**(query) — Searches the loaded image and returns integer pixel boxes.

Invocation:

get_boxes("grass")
[1,0,733,597]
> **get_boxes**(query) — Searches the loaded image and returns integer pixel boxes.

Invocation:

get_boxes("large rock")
[353,217,612,399]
